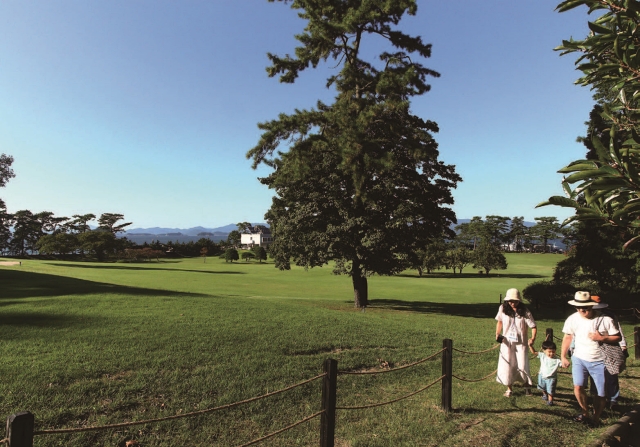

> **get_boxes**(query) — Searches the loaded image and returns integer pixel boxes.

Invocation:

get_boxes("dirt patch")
[0,261,20,266]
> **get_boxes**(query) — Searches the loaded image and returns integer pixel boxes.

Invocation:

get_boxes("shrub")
[522,281,576,309]
[224,248,239,263]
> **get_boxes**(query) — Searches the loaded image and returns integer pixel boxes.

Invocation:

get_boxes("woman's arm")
[496,320,503,341]
[528,327,537,346]
[561,334,572,368]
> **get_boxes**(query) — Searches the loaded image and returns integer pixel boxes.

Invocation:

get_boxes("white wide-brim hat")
[504,288,521,302]
[568,291,599,307]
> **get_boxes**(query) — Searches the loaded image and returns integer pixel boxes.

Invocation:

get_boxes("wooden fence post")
[6,412,34,447]
[499,293,502,304]
[635,327,640,361]
[320,358,337,447]
[545,328,553,343]
[441,339,452,413]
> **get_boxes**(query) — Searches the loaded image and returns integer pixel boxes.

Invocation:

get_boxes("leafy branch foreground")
[540,0,640,248]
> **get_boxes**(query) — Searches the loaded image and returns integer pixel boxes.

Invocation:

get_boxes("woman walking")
[495,288,537,396]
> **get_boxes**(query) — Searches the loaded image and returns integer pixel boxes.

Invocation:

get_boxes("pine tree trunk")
[352,263,368,308]
[352,275,368,308]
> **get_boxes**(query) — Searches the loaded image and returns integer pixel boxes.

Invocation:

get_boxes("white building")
[240,226,273,248]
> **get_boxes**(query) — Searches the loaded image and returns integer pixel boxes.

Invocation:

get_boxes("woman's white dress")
[495,305,536,386]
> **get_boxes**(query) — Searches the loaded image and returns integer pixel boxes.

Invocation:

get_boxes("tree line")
[406,215,572,278]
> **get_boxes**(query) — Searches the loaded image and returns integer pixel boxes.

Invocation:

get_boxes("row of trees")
[406,215,577,277]
[5,212,132,261]
[455,215,571,253]
[222,246,268,263]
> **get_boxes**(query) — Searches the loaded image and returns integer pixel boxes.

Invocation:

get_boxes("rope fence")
[5,326,638,447]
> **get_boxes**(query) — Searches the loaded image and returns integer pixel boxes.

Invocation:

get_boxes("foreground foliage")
[540,0,640,247]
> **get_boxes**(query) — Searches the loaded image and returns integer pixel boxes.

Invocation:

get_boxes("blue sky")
[0,1,595,229]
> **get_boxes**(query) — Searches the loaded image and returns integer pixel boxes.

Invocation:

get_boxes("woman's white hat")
[504,288,521,302]
[568,291,599,307]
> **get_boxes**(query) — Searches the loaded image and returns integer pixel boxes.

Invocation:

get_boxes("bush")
[522,281,576,309]
[224,248,239,263]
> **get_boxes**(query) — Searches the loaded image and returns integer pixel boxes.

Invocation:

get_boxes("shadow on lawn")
[368,299,571,321]
[368,300,499,318]
[396,272,546,279]
[0,269,208,300]
[48,263,245,275]
[0,311,93,329]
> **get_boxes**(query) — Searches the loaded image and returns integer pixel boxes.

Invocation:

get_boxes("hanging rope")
[339,348,445,375]
[237,410,323,447]
[34,373,326,435]
[336,375,445,410]
[452,369,498,383]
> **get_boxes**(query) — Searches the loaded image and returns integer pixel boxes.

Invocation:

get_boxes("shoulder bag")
[596,315,626,375]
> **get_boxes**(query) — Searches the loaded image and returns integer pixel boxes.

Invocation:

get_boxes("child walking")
[529,340,562,405]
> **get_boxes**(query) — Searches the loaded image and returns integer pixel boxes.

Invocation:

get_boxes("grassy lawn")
[0,254,637,446]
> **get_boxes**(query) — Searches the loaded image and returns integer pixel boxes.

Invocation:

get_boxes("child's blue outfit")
[538,351,561,396]
[537,352,561,397]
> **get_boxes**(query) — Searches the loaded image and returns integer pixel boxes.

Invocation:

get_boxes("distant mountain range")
[126,220,535,237]
[126,224,237,236]
[123,223,268,244]
[123,220,561,247]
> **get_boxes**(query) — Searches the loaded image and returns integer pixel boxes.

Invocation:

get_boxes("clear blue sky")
[0,1,595,229]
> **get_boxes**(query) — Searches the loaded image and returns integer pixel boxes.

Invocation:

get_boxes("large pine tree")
[248,0,460,307]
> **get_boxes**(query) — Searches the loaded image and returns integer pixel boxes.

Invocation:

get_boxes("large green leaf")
[556,0,587,13]
[565,169,616,183]
[592,135,610,161]
[558,160,597,173]
[536,196,578,208]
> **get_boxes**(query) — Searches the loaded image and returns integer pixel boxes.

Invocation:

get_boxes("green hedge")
[522,280,576,309]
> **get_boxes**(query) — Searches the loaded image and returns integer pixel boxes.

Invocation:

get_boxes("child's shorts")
[537,375,557,395]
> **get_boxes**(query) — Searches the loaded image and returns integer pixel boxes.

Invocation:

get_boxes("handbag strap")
[595,314,604,347]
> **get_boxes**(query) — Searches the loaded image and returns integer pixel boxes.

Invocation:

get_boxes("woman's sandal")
[503,390,512,397]
[572,414,589,424]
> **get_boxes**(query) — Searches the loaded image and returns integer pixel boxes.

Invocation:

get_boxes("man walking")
[561,291,621,427]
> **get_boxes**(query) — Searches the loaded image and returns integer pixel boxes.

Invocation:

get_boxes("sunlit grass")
[0,254,636,446]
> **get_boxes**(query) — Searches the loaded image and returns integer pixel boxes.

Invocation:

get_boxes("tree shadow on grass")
[0,311,92,328]
[396,272,547,279]
[48,263,245,275]
[368,299,499,319]
[0,269,208,301]
[367,299,570,322]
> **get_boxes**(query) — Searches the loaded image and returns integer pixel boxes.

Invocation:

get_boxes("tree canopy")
[0,154,15,188]
[249,0,460,307]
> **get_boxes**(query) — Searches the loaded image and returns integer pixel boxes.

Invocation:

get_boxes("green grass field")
[0,254,637,446]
